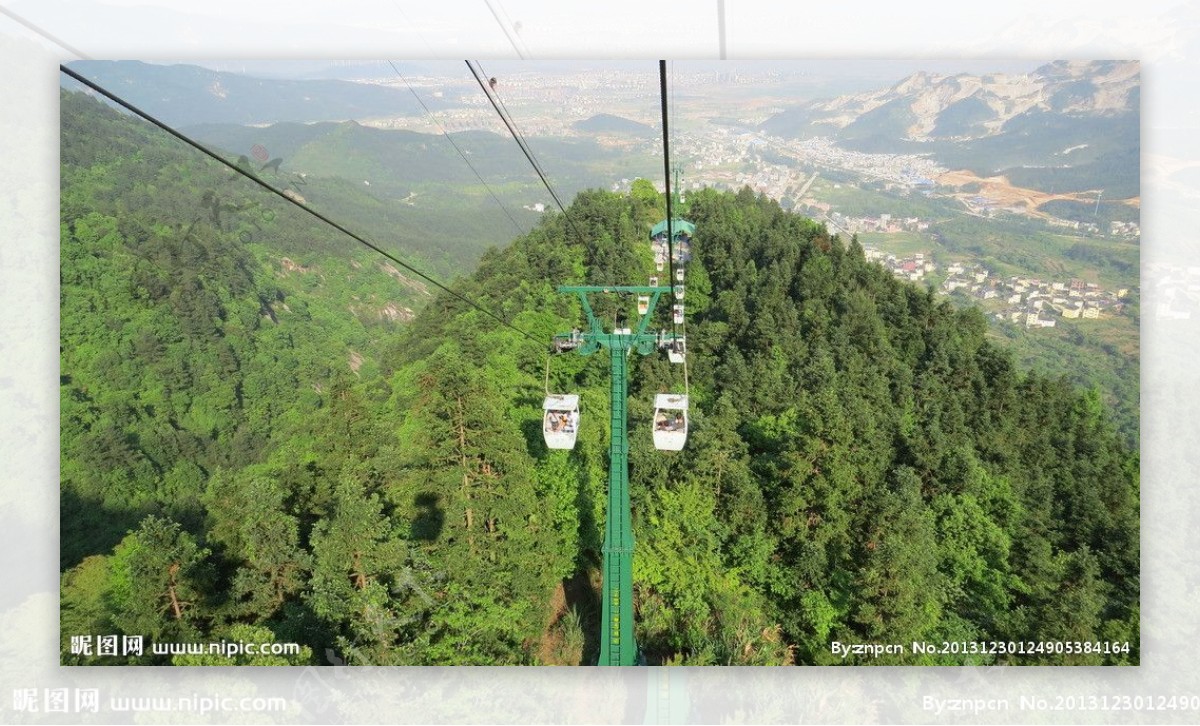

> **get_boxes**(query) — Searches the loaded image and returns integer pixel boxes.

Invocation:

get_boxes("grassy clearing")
[857,231,933,256]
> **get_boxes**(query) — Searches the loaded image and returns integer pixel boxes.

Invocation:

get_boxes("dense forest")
[60,89,1138,665]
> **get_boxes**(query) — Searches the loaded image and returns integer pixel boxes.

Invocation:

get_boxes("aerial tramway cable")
[659,60,680,341]
[464,60,590,245]
[474,60,539,173]
[388,61,525,237]
[58,64,547,350]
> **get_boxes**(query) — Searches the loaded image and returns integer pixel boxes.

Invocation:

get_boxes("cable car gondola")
[543,394,579,450]
[652,393,688,451]
[673,304,684,325]
[667,337,686,364]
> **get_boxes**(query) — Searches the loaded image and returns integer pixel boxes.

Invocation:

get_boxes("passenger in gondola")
[673,412,684,431]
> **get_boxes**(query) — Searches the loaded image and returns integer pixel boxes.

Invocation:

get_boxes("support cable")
[683,350,690,396]
[717,0,728,60]
[671,60,678,187]
[481,0,529,59]
[475,60,537,174]
[0,5,89,59]
[659,60,678,340]
[472,61,556,232]
[387,60,524,237]
[59,64,546,349]
[464,60,589,244]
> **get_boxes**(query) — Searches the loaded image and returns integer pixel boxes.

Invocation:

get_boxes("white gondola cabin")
[673,304,684,325]
[543,394,580,450]
[667,338,686,364]
[675,266,685,283]
[673,284,685,300]
[652,393,688,451]
[637,295,649,315]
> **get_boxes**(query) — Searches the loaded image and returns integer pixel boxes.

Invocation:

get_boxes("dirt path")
[937,169,1139,219]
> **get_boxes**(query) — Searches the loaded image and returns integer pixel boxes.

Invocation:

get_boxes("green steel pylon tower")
[554,284,681,666]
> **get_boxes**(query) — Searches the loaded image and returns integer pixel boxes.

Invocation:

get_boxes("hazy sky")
[152,59,1047,84]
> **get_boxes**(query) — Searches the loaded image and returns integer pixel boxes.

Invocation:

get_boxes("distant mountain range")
[63,60,1139,200]
[761,61,1140,198]
[764,60,1138,142]
[62,60,441,126]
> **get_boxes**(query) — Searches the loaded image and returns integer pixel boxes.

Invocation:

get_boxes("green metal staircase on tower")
[600,336,635,665]
[554,287,680,666]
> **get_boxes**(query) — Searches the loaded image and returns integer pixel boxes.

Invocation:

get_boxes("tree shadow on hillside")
[411,492,444,541]
[519,405,606,664]
[520,412,548,459]
[567,445,603,665]
[59,487,204,571]
[562,564,601,666]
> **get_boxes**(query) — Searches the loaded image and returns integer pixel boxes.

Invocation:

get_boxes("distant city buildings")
[829,213,929,235]
[360,69,1138,328]
[861,244,1132,330]
[1110,220,1141,239]
[862,246,935,283]
[1048,217,1101,234]
[937,263,1127,328]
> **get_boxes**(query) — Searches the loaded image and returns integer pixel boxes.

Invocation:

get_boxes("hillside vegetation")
[60,89,1138,665]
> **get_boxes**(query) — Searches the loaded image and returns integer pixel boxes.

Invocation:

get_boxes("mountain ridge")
[771,60,1138,143]
[62,60,441,126]
[760,60,1139,197]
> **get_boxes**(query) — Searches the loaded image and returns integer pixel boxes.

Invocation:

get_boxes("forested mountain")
[60,88,1138,665]
[183,118,624,216]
